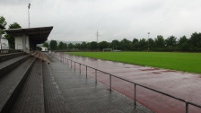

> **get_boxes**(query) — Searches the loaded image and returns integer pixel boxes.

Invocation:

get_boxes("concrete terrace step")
[0,57,36,113]
[0,52,25,63]
[0,55,30,77]
[10,59,45,113]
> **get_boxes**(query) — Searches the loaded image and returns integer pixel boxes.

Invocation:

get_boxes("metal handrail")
[55,53,201,113]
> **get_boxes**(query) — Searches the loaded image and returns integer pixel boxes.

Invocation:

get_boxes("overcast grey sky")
[1,0,201,42]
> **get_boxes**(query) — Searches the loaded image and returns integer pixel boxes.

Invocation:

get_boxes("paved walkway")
[47,54,154,113]
[58,53,201,113]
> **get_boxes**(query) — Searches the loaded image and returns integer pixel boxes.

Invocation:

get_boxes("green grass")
[67,52,201,74]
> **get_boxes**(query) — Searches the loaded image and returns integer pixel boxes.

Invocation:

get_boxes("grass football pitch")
[68,52,201,74]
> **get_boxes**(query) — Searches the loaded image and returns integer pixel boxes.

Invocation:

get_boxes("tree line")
[45,32,201,52]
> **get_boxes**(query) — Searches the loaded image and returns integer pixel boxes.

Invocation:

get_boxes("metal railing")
[55,53,201,113]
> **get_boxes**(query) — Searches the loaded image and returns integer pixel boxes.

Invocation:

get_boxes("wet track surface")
[59,53,201,113]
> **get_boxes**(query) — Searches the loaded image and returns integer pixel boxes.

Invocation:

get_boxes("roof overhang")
[5,26,53,44]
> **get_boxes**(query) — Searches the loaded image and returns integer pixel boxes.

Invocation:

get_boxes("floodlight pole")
[28,3,31,28]
[148,32,150,50]
[96,30,100,50]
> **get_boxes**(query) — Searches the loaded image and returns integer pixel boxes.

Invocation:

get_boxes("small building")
[0,23,7,53]
[0,38,9,49]
[5,26,53,53]
[41,46,48,52]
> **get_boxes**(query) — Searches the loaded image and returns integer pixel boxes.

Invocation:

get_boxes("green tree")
[63,43,67,50]
[120,38,132,50]
[90,41,98,50]
[87,42,91,50]
[165,36,177,47]
[9,22,21,29]
[189,32,201,51]
[138,38,147,50]
[132,38,139,50]
[99,41,109,50]
[5,22,21,49]
[80,42,87,50]
[164,35,177,51]
[148,38,155,50]
[43,42,49,48]
[49,40,57,50]
[74,43,81,49]
[155,35,165,49]
[0,16,7,51]
[58,41,64,50]
[68,43,74,49]
[177,36,189,51]
[111,39,120,50]
[0,16,7,34]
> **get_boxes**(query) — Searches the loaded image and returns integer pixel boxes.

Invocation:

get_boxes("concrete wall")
[15,35,30,53]
[15,36,23,50]
[0,38,9,49]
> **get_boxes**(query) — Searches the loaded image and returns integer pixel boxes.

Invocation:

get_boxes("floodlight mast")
[28,3,31,28]
[95,30,100,50]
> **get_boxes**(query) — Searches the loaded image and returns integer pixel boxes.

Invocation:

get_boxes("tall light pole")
[148,32,150,50]
[28,3,31,28]
[96,30,100,50]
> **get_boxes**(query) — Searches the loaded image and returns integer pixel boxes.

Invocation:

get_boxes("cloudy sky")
[1,0,201,42]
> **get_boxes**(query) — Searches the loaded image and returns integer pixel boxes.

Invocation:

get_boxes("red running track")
[58,53,201,113]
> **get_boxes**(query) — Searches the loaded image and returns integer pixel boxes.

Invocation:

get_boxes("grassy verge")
[67,52,201,74]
